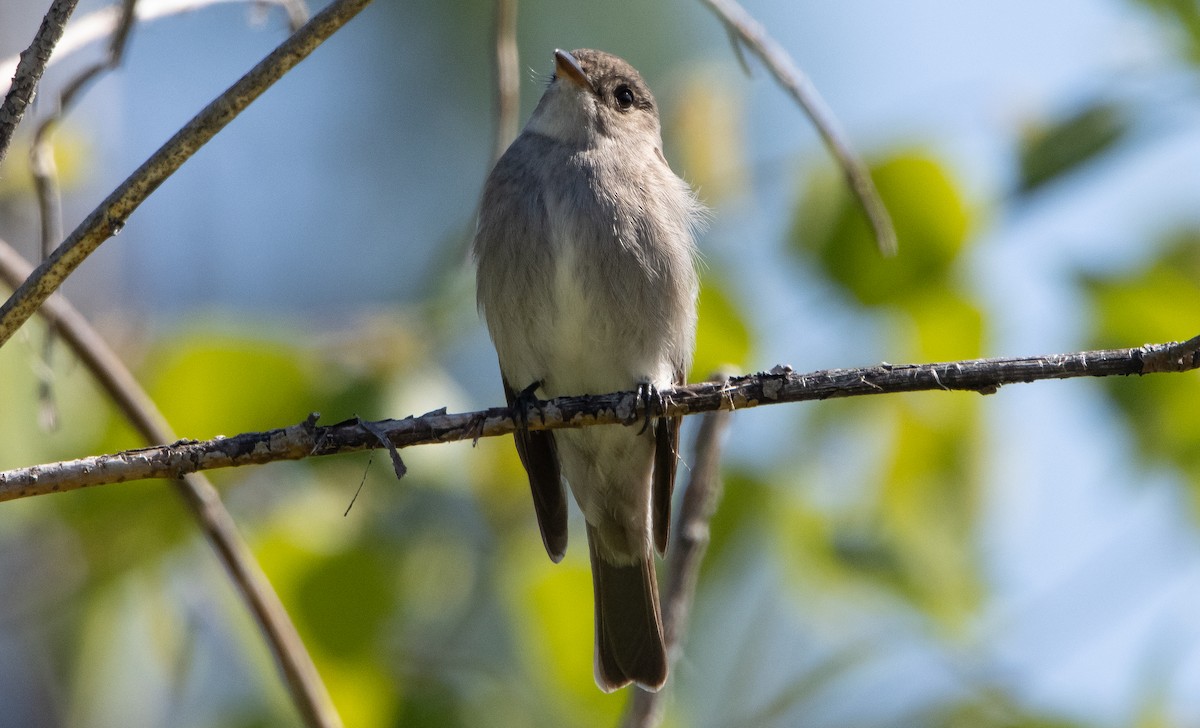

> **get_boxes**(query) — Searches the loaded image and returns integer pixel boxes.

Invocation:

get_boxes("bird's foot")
[512,379,547,430]
[635,381,663,435]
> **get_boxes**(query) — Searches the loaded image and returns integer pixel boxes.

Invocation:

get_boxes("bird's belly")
[542,239,666,398]
[546,239,593,384]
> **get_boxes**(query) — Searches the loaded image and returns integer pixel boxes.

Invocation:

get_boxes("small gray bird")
[473,48,701,692]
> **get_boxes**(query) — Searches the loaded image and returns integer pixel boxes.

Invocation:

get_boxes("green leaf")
[891,288,985,362]
[792,151,971,306]
[137,333,315,441]
[501,544,626,726]
[706,469,776,574]
[294,544,397,659]
[777,393,984,628]
[1132,0,1200,65]
[1082,230,1200,478]
[1017,101,1128,193]
[876,394,983,628]
[691,271,752,381]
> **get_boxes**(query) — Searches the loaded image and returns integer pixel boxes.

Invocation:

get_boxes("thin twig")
[0,239,342,728]
[492,0,519,162]
[2,337,1197,499]
[0,0,372,350]
[698,0,898,257]
[0,0,82,168]
[624,396,735,728]
[10,2,331,721]
[108,0,141,60]
[29,0,140,431]
[30,126,66,430]
[0,0,308,87]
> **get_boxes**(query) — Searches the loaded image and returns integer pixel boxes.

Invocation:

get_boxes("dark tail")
[587,525,667,692]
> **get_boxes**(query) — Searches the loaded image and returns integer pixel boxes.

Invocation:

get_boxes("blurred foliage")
[666,64,748,205]
[138,334,315,439]
[1017,101,1129,194]
[0,128,91,202]
[926,692,1087,728]
[781,149,986,632]
[1134,0,1200,64]
[692,269,752,379]
[1081,230,1200,482]
[792,151,972,310]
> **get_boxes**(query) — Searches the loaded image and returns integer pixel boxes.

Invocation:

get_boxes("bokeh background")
[2,0,1200,725]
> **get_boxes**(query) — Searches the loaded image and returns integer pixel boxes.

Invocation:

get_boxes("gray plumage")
[473,48,701,692]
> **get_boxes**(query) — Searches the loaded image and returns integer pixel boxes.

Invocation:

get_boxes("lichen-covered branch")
[3,337,1196,501]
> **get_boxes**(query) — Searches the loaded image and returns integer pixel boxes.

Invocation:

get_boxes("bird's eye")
[614,85,635,110]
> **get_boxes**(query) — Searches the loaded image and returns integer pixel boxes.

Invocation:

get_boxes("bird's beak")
[554,49,593,92]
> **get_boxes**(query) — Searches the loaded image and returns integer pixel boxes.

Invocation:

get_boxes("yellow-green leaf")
[691,271,752,381]
[792,151,971,307]
[1017,101,1128,193]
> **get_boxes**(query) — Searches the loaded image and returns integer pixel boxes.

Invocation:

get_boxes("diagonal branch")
[2,336,1196,500]
[0,0,373,350]
[0,239,342,728]
[24,0,308,430]
[0,0,81,167]
[698,0,898,257]
[29,0,140,430]
[0,0,309,88]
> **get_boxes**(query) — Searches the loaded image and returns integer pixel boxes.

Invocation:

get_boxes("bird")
[473,48,701,692]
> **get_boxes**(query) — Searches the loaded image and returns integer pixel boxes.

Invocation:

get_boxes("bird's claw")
[636,382,662,435]
[513,379,547,430]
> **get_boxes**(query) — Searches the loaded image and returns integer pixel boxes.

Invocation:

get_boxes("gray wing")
[503,376,568,562]
[651,367,685,555]
[476,138,568,562]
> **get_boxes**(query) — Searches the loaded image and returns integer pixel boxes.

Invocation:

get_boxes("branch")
[624,400,734,728]
[491,0,519,163]
[0,239,342,728]
[698,0,898,257]
[0,0,309,90]
[0,0,372,350]
[23,0,306,429]
[0,0,82,168]
[29,0,138,430]
[2,337,1197,499]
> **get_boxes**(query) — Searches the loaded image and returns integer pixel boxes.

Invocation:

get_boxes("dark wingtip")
[544,529,567,564]
[653,416,681,556]
[503,375,569,563]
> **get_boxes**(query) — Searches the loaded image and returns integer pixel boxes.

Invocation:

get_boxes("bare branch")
[0,0,372,350]
[0,0,308,88]
[28,0,138,430]
[698,0,898,257]
[2,337,1197,500]
[492,0,519,162]
[0,239,342,728]
[24,0,307,429]
[0,0,82,168]
[624,397,734,728]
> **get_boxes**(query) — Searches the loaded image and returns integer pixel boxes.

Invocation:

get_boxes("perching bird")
[473,48,701,692]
